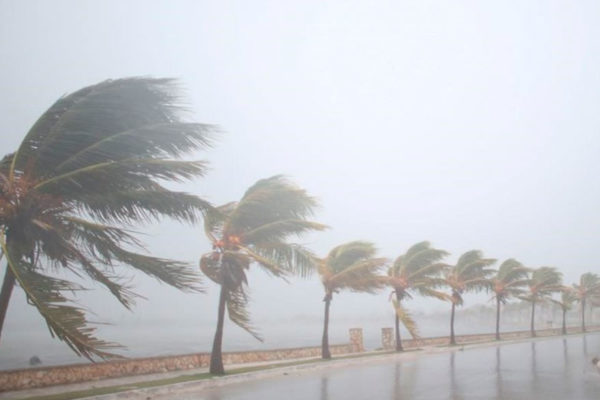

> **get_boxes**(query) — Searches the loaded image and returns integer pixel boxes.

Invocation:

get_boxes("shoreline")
[2,328,599,400]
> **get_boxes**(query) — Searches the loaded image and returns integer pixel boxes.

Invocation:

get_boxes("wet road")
[180,334,600,400]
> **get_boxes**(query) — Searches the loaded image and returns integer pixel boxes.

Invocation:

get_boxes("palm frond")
[406,261,448,281]
[251,242,319,278]
[225,285,263,342]
[73,187,211,225]
[551,288,577,311]
[242,219,328,245]
[415,286,452,302]
[326,241,378,274]
[236,245,287,279]
[530,267,562,291]
[392,242,448,276]
[392,299,420,339]
[54,123,214,173]
[1,77,215,360]
[574,273,600,301]
[1,236,121,360]
[113,248,203,292]
[35,159,208,194]
[64,216,202,292]
[203,202,237,242]
[11,78,214,179]
[444,250,495,297]
[199,253,222,284]
[225,176,319,235]
[199,176,324,345]
[496,259,529,282]
[328,257,387,293]
[455,250,485,270]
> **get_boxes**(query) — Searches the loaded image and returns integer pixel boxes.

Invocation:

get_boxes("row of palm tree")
[0,78,598,377]
[199,186,600,374]
[315,244,599,366]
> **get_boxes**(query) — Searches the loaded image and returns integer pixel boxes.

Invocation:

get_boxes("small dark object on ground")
[29,356,42,366]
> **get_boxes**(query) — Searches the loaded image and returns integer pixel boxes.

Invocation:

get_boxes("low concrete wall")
[0,330,361,392]
[383,325,600,350]
[1,325,598,392]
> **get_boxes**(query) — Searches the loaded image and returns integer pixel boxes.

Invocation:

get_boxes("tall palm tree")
[200,176,326,375]
[573,272,600,332]
[384,241,449,351]
[521,267,563,337]
[551,288,577,335]
[0,78,213,360]
[317,241,386,359]
[490,259,529,340]
[444,250,496,345]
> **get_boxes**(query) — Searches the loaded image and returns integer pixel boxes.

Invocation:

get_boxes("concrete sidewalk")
[0,354,329,400]
[2,330,598,400]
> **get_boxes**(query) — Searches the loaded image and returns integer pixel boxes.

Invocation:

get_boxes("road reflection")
[190,334,600,400]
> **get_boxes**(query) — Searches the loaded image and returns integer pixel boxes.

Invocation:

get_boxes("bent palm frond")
[199,176,325,345]
[392,299,420,339]
[1,77,214,359]
[1,235,121,360]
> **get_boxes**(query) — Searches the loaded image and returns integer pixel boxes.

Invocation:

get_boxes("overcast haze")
[1,0,599,365]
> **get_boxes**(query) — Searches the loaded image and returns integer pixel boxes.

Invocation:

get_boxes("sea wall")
[0,328,362,392]
[380,325,600,350]
[1,325,598,392]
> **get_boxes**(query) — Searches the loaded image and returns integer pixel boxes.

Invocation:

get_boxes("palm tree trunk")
[530,301,536,337]
[394,291,403,352]
[450,301,456,345]
[0,266,15,342]
[562,308,567,335]
[209,284,227,375]
[322,293,332,359]
[495,297,501,341]
[581,298,586,333]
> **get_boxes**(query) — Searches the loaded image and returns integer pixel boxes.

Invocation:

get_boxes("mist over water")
[1,5,600,398]
[2,301,579,370]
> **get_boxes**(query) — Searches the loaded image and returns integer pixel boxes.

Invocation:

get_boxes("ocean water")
[0,313,532,371]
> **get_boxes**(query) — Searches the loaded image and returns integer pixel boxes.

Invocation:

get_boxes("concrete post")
[349,328,364,352]
[381,327,394,350]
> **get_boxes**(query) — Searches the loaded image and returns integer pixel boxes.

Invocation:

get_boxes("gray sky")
[1,0,599,362]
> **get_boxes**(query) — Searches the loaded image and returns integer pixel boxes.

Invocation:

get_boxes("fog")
[1,0,600,366]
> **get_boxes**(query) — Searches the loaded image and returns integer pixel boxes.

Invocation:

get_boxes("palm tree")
[200,176,326,374]
[317,241,386,359]
[573,272,600,332]
[0,78,213,359]
[489,259,529,340]
[384,241,449,351]
[444,250,496,345]
[551,288,577,335]
[521,267,563,337]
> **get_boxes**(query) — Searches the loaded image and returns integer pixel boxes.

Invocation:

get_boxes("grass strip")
[20,354,373,400]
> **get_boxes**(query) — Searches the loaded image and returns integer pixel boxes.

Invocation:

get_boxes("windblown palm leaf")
[317,241,387,358]
[551,287,577,335]
[490,259,529,340]
[521,266,562,336]
[0,78,213,360]
[319,241,386,293]
[383,241,449,350]
[444,250,496,344]
[522,267,563,302]
[200,176,327,374]
[551,288,577,312]
[573,272,600,332]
